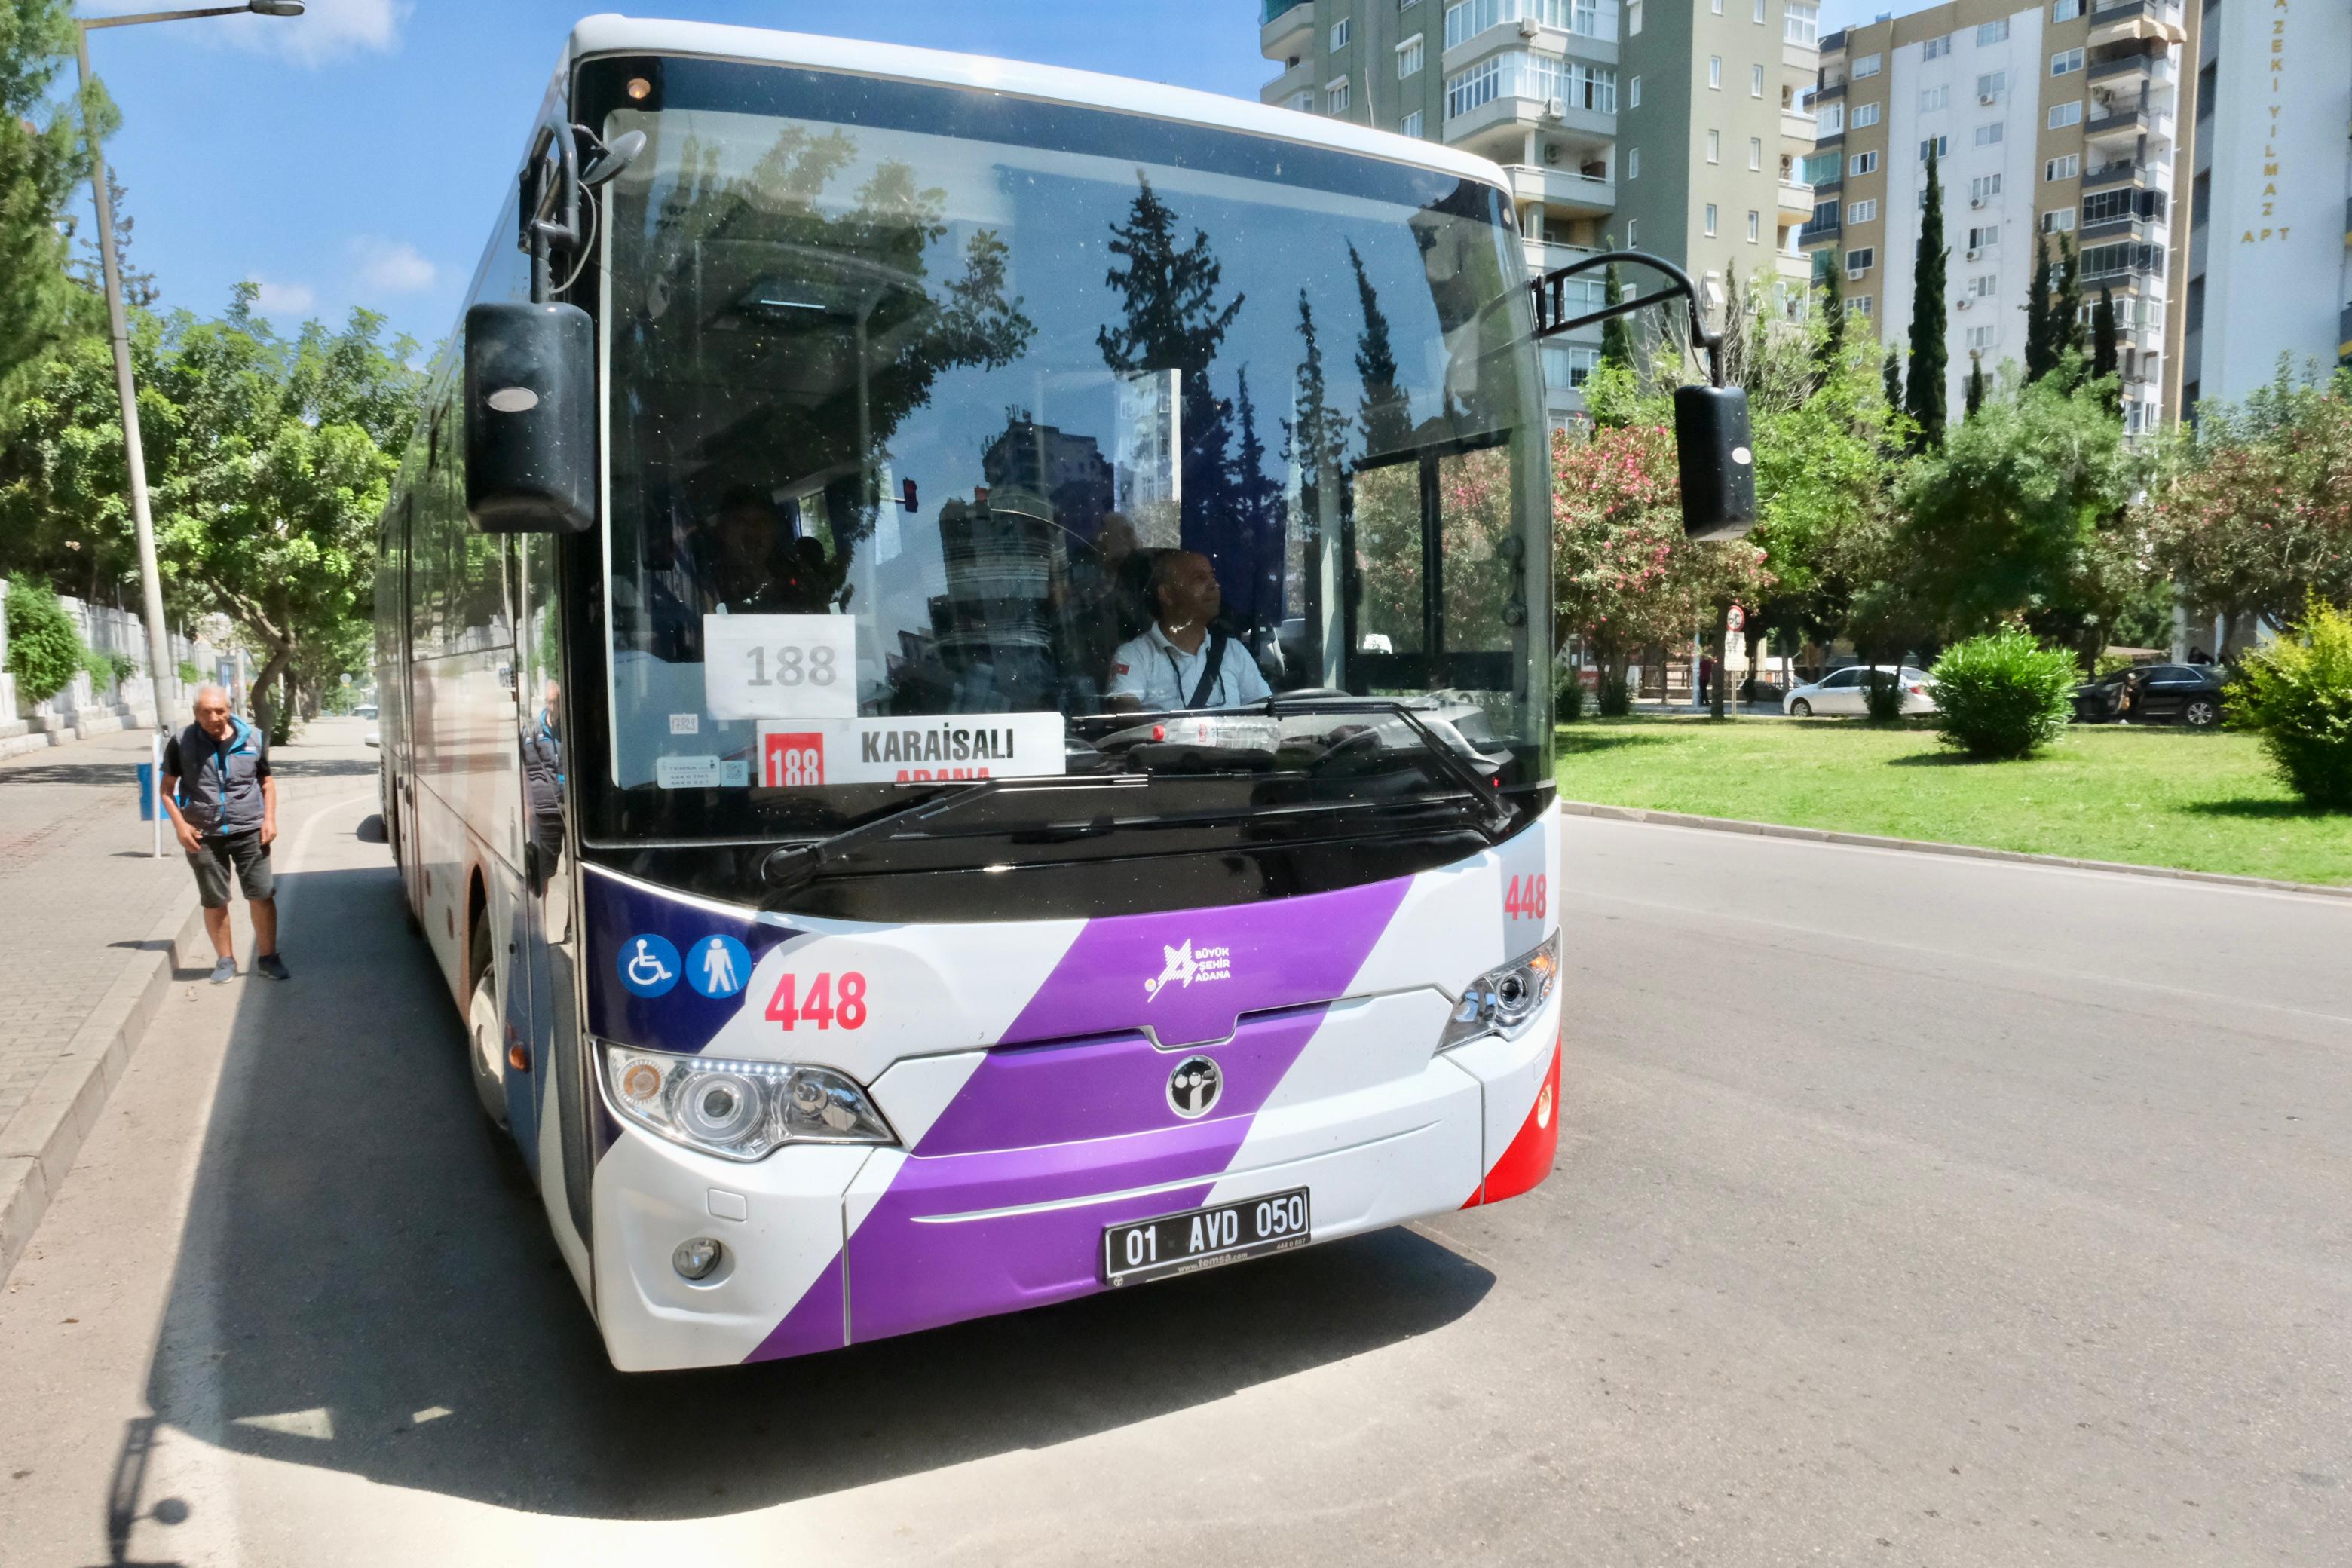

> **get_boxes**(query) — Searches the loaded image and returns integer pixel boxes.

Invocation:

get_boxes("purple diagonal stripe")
[743,1251,846,1363]
[845,1008,1326,1346]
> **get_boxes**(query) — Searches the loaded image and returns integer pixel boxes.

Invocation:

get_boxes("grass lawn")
[1554,715,2352,887]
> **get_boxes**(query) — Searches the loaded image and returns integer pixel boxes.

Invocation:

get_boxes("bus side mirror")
[1673,383,1758,541]
[465,302,595,534]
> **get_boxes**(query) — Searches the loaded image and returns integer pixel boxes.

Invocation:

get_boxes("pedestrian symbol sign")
[688,935,751,1000]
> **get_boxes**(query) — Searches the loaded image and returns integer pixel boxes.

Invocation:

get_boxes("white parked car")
[1784,666,1938,717]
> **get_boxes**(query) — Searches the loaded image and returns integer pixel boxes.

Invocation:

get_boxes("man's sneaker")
[210,957,238,985]
[255,953,291,982]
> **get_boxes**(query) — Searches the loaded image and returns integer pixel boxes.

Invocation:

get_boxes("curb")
[1557,799,2352,902]
[0,884,206,1283]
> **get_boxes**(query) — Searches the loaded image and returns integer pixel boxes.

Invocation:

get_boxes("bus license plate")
[1101,1189,1311,1287]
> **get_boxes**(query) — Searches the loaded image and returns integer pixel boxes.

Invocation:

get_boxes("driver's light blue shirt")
[1106,621,1272,711]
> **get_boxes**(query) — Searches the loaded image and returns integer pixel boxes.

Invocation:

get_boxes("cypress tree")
[2091,284,2121,415]
[1903,147,1949,450]
[2024,233,2053,383]
[1348,241,1409,454]
[1598,237,1634,372]
[1817,256,1846,371]
[2054,233,2084,363]
[1965,355,1986,418]
[1883,345,1903,409]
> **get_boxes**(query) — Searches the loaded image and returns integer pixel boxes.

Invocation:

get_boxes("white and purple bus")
[375,17,1741,1373]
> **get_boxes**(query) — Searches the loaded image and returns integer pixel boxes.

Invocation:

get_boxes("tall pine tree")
[2024,233,2054,383]
[1903,146,1949,450]
[1883,345,1903,409]
[1597,240,1634,373]
[1096,173,1245,575]
[1816,257,1846,372]
[1348,240,1410,455]
[1965,354,1986,419]
[2090,284,2120,415]
[2054,233,2084,366]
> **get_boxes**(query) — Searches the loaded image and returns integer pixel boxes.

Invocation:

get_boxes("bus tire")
[467,969,511,1132]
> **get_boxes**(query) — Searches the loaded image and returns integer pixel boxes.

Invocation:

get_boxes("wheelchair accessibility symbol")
[617,933,681,998]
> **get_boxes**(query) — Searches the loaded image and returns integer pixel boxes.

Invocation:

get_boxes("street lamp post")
[72,1,305,782]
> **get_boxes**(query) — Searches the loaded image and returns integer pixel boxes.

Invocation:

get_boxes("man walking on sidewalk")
[160,685,289,983]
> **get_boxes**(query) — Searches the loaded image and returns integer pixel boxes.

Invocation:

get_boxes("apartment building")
[2178,0,2352,415]
[1802,0,2196,435]
[1257,0,1821,420]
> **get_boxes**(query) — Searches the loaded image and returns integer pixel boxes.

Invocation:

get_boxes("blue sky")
[76,0,1885,354]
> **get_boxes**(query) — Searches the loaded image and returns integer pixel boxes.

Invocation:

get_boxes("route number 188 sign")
[702,614,856,722]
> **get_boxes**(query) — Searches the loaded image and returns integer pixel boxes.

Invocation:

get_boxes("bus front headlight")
[1437,933,1559,1053]
[599,1042,896,1161]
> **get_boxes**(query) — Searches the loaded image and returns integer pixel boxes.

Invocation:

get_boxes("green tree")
[1815,260,1845,373]
[143,289,424,737]
[1347,240,1409,455]
[0,0,97,403]
[2023,234,2054,383]
[2090,285,2120,413]
[1965,355,1986,419]
[1894,363,2138,637]
[2053,234,2084,366]
[1597,240,1634,378]
[2145,364,2352,636]
[1882,345,1902,410]
[1903,148,1949,451]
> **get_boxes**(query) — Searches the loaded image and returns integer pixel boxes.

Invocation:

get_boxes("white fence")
[0,580,212,756]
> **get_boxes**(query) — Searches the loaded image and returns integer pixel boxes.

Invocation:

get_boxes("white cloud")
[246,276,317,316]
[352,238,436,297]
[83,0,409,66]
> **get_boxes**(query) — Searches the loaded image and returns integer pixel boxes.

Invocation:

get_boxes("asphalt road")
[2,718,2347,1566]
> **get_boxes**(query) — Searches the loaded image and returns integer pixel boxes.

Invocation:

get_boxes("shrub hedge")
[1929,629,2078,759]
[2228,602,2352,811]
[5,577,90,706]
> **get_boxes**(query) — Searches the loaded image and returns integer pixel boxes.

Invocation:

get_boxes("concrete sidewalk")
[0,726,206,1280]
[0,718,382,1281]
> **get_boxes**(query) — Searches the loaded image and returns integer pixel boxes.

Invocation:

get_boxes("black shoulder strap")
[1186,632,1229,709]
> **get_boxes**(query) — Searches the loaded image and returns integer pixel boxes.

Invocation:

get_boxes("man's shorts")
[188,831,274,908]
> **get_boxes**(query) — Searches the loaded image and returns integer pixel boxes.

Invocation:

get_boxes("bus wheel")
[467,970,511,1131]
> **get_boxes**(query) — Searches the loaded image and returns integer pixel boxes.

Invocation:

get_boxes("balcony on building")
[1260,0,1312,64]
[1259,57,1314,108]
[1777,179,1816,222]
[2087,0,2190,51]
[1441,0,1622,75]
[2081,155,2169,192]
[1499,155,1618,222]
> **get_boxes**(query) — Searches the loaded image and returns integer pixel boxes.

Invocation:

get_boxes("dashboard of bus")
[561,54,1554,878]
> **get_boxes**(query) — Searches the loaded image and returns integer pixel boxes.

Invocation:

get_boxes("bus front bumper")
[590,990,1560,1372]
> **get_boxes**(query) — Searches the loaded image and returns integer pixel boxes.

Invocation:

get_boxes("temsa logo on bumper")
[1145,939,1232,999]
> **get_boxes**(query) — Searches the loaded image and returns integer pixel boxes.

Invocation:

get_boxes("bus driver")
[1106,550,1272,713]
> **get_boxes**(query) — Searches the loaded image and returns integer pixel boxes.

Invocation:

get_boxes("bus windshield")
[593,62,1548,839]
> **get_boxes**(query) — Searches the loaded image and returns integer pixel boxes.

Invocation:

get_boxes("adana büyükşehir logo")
[1144,937,1232,1000]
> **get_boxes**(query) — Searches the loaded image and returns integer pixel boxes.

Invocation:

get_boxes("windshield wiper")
[758,776,1140,893]
[1258,695,1520,836]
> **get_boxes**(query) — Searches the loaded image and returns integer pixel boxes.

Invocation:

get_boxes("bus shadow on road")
[136,865,1494,1522]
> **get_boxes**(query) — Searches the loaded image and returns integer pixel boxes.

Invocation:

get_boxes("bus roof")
[565,14,1511,194]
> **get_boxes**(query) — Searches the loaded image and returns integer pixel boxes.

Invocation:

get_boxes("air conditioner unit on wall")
[1956,297,1973,309]
[1543,96,1567,119]
[1970,196,1986,208]
[1965,247,1980,260]
[1518,16,1542,36]
[1980,93,1998,105]
[1543,142,1562,164]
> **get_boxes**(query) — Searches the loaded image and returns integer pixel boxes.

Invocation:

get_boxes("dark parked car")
[2071,663,2228,727]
